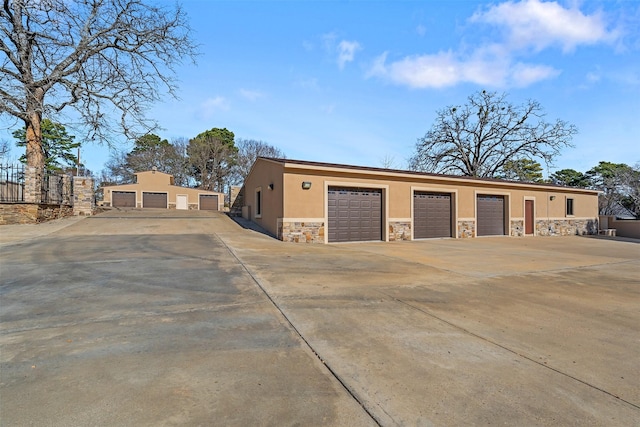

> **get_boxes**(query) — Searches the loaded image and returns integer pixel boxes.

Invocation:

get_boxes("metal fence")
[0,164,72,204]
[41,170,66,204]
[0,164,25,202]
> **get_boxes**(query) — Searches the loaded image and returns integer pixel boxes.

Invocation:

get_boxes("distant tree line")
[550,162,640,219]
[98,127,285,195]
[6,95,636,219]
[409,90,639,219]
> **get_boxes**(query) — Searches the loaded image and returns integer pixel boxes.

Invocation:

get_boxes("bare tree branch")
[232,138,285,185]
[409,91,577,178]
[0,0,198,167]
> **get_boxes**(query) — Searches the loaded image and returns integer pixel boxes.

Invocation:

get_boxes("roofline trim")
[256,157,599,195]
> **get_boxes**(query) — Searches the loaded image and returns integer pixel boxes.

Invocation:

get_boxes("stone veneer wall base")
[458,220,476,238]
[270,217,598,243]
[278,220,325,243]
[535,218,598,236]
[389,221,411,241]
[511,219,525,237]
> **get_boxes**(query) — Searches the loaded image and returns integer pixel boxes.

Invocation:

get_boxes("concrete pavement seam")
[380,291,640,411]
[213,232,385,427]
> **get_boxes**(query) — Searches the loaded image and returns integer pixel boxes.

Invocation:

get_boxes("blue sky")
[3,0,639,175]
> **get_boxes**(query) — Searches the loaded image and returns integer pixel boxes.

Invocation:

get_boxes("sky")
[2,0,639,176]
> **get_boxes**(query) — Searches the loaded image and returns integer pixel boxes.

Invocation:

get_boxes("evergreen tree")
[13,119,80,171]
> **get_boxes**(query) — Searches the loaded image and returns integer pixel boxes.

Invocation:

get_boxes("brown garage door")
[414,192,452,238]
[328,187,382,243]
[142,192,167,208]
[199,194,219,210]
[112,191,135,208]
[477,195,505,236]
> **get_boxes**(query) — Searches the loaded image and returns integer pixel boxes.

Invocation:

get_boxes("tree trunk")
[25,109,45,169]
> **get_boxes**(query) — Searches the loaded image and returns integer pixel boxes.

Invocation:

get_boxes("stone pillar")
[61,174,73,205]
[23,166,40,203]
[73,176,95,216]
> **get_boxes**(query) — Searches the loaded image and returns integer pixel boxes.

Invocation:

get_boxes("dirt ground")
[1,210,639,426]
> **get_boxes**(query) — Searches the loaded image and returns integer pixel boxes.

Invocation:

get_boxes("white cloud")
[609,69,640,86]
[471,0,619,52]
[509,62,560,86]
[381,51,463,88]
[322,32,338,51]
[239,89,264,101]
[367,0,613,89]
[367,50,558,88]
[586,71,601,83]
[198,96,228,120]
[321,33,362,69]
[367,52,389,79]
[337,40,361,69]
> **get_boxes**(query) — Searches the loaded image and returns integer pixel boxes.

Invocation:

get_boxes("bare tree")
[233,138,285,184]
[103,150,134,185]
[168,137,192,187]
[379,154,397,169]
[588,161,640,218]
[409,91,578,178]
[0,0,197,168]
[102,135,193,187]
[0,138,9,160]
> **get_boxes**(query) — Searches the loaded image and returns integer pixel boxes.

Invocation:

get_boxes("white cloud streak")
[322,33,362,69]
[337,40,361,69]
[368,50,559,88]
[198,96,228,120]
[239,89,264,101]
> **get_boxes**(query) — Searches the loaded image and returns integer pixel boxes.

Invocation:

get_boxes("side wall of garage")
[242,159,284,237]
[248,159,599,243]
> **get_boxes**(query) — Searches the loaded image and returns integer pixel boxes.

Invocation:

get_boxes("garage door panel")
[414,192,452,239]
[199,194,219,211]
[328,187,382,243]
[112,191,136,208]
[142,192,167,209]
[477,195,505,236]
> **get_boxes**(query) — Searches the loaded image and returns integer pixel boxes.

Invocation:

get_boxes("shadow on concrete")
[580,235,640,244]
[227,214,276,238]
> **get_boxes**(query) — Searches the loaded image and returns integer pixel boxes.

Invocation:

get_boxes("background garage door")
[328,187,382,243]
[199,194,219,210]
[477,195,505,236]
[112,191,135,208]
[414,192,452,238]
[142,192,167,208]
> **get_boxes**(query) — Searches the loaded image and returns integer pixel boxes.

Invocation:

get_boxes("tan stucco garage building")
[240,158,600,243]
[102,170,224,210]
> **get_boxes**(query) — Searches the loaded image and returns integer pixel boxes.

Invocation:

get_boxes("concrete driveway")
[1,210,639,426]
